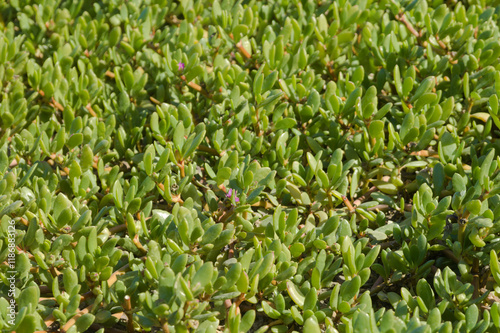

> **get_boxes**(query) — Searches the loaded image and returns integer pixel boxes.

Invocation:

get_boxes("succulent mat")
[1,0,500,332]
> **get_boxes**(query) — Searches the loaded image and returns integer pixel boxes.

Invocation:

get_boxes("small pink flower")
[178,62,185,71]
[226,188,239,202]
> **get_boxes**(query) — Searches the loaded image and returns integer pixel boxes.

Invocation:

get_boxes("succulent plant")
[1,0,500,332]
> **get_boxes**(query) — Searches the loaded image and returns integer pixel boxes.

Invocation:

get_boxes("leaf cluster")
[2,0,500,332]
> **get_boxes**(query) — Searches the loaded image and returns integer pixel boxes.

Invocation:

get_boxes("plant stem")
[472,258,480,300]
[179,160,185,178]
[161,318,170,333]
[396,13,420,38]
[123,295,135,333]
[458,223,466,246]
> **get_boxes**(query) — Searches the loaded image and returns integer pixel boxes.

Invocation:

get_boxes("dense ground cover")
[1,0,500,332]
